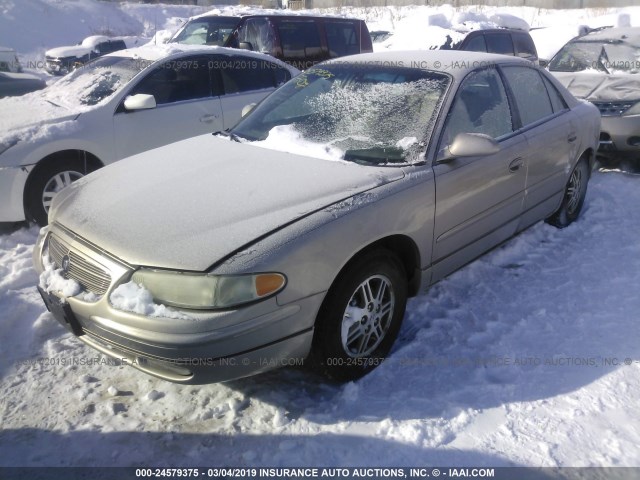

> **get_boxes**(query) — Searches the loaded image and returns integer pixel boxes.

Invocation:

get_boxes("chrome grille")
[591,101,636,116]
[48,234,111,296]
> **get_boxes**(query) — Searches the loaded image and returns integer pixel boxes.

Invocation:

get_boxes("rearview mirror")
[439,133,500,162]
[124,94,157,111]
[241,103,257,117]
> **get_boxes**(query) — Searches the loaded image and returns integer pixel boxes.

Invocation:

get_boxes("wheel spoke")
[340,273,396,358]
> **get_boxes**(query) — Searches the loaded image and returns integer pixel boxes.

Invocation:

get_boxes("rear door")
[431,66,527,281]
[500,65,576,229]
[113,55,223,159]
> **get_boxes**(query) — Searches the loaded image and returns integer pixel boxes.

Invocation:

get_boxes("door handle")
[567,133,577,143]
[509,157,524,173]
[200,114,218,123]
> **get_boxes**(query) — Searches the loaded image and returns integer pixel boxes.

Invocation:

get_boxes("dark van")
[170,14,373,69]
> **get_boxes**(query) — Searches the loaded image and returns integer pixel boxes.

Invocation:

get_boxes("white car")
[0,44,299,225]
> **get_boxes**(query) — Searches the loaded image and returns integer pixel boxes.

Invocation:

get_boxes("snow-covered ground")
[1,0,640,471]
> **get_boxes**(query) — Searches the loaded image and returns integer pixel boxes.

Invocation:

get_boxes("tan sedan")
[34,51,600,384]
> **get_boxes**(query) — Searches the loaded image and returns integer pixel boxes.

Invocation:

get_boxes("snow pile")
[38,254,81,299]
[109,281,192,320]
[252,125,345,161]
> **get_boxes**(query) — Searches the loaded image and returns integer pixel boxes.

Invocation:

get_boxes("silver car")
[33,51,600,384]
[548,27,640,159]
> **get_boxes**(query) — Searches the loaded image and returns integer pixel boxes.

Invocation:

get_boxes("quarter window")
[512,32,537,60]
[502,66,554,126]
[542,75,567,113]
[442,68,513,144]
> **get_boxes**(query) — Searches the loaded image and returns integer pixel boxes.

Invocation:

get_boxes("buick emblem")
[61,255,71,274]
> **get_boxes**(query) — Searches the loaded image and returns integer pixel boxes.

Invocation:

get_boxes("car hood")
[51,135,405,271]
[46,45,93,59]
[0,95,78,154]
[552,71,640,102]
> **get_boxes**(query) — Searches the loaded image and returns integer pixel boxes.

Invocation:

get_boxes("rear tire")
[26,159,90,226]
[546,158,589,228]
[309,249,408,382]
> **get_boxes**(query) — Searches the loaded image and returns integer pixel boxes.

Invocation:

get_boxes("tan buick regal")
[33,51,600,384]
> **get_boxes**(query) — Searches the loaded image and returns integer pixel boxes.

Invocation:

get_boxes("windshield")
[44,55,151,108]
[171,17,240,46]
[549,40,640,74]
[231,64,450,165]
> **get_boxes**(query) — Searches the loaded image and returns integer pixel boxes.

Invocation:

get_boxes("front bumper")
[598,114,640,155]
[33,224,320,384]
[0,165,32,222]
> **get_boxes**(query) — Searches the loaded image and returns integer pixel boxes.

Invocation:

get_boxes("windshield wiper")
[213,130,242,142]
[343,146,406,165]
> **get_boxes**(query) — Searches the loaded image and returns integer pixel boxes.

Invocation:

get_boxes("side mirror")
[124,94,157,111]
[241,103,257,117]
[439,133,500,162]
[238,41,253,51]
[539,59,549,68]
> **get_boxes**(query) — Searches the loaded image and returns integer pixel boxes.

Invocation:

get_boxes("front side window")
[502,66,553,127]
[130,56,210,105]
[442,67,513,145]
[235,18,276,56]
[232,65,450,165]
[464,35,487,53]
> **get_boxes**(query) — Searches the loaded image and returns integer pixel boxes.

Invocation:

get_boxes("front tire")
[310,249,408,382]
[546,157,589,228]
[26,159,88,226]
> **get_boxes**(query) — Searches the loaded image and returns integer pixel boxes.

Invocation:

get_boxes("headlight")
[130,269,287,310]
[623,101,640,116]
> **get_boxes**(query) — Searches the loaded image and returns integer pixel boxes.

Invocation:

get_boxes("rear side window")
[512,32,537,60]
[325,21,360,58]
[277,20,322,60]
[502,66,553,127]
[485,33,514,55]
[464,35,487,53]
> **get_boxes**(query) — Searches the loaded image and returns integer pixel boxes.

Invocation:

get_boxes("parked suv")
[171,14,373,69]
[377,27,538,64]
[45,35,145,75]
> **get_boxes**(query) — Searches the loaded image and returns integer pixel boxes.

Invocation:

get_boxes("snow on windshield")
[45,55,150,108]
[234,66,449,164]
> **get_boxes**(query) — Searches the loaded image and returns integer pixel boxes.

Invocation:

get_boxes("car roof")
[574,26,640,46]
[324,50,533,78]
